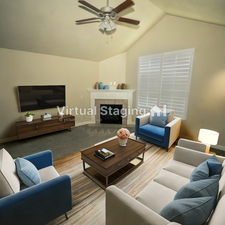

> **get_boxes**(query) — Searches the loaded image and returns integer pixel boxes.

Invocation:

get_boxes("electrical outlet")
[110,82,112,85]
[114,82,116,85]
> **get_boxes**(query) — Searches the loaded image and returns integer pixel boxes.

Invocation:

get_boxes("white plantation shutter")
[137,48,195,119]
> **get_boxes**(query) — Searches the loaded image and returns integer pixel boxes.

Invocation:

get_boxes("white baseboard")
[0,136,17,144]
[75,121,95,127]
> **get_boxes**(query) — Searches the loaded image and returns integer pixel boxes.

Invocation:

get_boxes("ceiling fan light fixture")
[76,0,140,34]
[99,17,116,32]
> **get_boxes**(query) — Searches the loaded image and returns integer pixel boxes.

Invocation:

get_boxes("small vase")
[95,82,99,89]
[104,85,110,89]
[118,138,128,146]
[26,115,33,122]
[99,82,104,89]
[121,83,126,89]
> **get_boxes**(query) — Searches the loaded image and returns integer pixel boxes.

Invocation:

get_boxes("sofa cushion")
[166,110,175,124]
[190,161,209,182]
[163,159,196,179]
[174,176,219,201]
[154,170,189,192]
[208,195,225,225]
[0,148,20,198]
[135,181,176,214]
[150,111,169,127]
[150,106,175,124]
[38,166,59,182]
[139,124,165,142]
[159,196,215,225]
[15,158,41,187]
[207,155,223,176]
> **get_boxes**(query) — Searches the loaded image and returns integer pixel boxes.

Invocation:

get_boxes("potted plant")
[24,112,35,122]
[117,128,130,146]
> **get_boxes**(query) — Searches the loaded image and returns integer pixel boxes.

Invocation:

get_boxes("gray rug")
[0,124,135,160]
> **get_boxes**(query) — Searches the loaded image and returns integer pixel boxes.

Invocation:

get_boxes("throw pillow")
[209,174,221,180]
[207,155,223,176]
[159,197,215,225]
[0,148,20,197]
[15,158,41,187]
[174,177,219,202]
[190,161,209,182]
[150,111,169,127]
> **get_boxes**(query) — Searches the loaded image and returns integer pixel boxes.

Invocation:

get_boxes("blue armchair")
[135,112,181,150]
[0,150,72,225]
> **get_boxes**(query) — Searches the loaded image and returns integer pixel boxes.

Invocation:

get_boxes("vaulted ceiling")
[0,0,224,62]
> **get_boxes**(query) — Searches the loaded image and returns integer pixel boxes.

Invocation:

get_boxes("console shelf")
[16,115,75,140]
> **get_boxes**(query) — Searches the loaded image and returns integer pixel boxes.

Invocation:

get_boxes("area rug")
[47,141,174,225]
[1,124,135,160]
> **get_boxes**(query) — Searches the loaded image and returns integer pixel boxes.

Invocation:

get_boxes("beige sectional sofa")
[106,139,225,225]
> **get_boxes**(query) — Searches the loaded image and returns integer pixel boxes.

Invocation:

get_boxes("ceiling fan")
[76,0,140,33]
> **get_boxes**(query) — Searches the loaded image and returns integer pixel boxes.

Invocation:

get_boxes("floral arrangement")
[117,128,130,139]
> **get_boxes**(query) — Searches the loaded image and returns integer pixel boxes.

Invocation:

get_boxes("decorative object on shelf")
[104,85,110,89]
[76,0,140,34]
[94,148,115,161]
[95,82,99,89]
[121,83,126,89]
[24,112,35,123]
[117,128,130,146]
[99,82,104,89]
[41,113,52,121]
[117,84,121,89]
[198,129,219,153]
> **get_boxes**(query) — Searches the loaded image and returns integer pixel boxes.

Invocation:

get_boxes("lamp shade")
[198,129,219,145]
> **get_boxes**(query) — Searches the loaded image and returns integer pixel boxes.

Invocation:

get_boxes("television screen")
[18,85,66,112]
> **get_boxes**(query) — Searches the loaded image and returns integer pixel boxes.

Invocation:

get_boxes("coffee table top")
[81,137,146,169]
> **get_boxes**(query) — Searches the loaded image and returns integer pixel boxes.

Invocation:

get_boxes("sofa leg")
[65,213,68,220]
[166,148,168,152]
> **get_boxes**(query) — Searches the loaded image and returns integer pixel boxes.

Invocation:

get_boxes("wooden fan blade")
[116,17,140,25]
[78,0,101,13]
[76,17,101,23]
[113,0,135,14]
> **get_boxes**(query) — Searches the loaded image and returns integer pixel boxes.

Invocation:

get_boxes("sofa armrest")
[173,146,225,167]
[166,117,181,148]
[0,174,72,225]
[23,150,53,170]
[106,186,169,225]
[178,138,207,152]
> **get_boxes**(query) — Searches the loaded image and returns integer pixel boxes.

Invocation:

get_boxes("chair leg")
[65,213,68,220]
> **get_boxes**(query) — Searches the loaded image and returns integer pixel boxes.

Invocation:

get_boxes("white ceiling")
[0,0,224,62]
[149,0,225,27]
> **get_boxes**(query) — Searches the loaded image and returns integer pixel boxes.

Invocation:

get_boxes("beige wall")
[99,53,126,89]
[0,48,99,142]
[126,15,225,147]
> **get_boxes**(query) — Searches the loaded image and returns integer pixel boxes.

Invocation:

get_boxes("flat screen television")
[18,85,66,112]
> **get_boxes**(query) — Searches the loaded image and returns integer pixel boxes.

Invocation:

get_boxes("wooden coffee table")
[81,137,146,189]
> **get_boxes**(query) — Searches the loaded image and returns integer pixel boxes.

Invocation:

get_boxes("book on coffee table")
[94,148,115,161]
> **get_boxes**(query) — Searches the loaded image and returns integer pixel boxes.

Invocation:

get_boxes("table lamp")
[198,129,219,153]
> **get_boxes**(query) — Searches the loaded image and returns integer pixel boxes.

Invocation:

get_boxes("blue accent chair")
[135,112,181,150]
[0,150,72,225]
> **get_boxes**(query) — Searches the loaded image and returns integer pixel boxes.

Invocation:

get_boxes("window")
[137,48,195,119]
